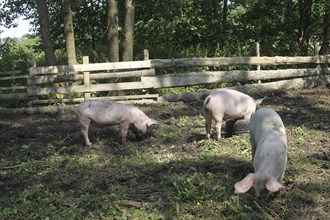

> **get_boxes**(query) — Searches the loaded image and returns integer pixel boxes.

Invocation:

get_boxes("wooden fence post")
[83,56,91,100]
[31,54,37,68]
[313,39,319,56]
[313,39,321,70]
[256,42,261,84]
[256,42,261,71]
[144,49,149,60]
[143,49,150,95]
[27,54,38,104]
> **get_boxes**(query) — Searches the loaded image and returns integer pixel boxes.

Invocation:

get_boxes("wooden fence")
[0,54,329,112]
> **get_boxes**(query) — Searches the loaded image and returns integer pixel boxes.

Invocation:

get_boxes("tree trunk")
[298,0,313,55]
[36,0,57,66]
[107,0,119,62]
[222,0,228,35]
[319,3,330,55]
[62,0,77,65]
[122,0,135,61]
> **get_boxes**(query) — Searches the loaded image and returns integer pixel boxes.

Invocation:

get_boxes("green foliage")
[173,171,223,202]
[2,0,329,65]
[0,38,35,72]
[0,38,36,108]
[223,195,255,217]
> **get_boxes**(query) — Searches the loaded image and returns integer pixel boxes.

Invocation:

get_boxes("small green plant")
[1,207,18,218]
[173,171,223,202]
[291,126,309,142]
[224,195,245,213]
[292,126,305,136]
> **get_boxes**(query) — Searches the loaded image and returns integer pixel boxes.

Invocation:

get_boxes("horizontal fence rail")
[27,81,152,96]
[27,69,155,85]
[141,68,327,88]
[0,70,22,76]
[29,60,152,75]
[151,56,330,68]
[161,75,330,102]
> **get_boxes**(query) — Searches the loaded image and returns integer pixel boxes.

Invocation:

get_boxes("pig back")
[75,100,135,125]
[76,100,118,116]
[203,89,256,117]
[250,108,286,144]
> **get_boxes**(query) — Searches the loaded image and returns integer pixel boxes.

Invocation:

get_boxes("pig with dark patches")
[234,108,287,199]
[202,89,265,140]
[75,100,158,146]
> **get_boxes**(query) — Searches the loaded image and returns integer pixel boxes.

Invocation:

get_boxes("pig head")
[203,89,265,140]
[75,100,158,146]
[234,108,287,198]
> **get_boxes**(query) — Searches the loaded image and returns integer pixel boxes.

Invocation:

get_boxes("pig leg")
[216,121,223,140]
[79,118,92,147]
[120,122,130,144]
[213,114,224,140]
[203,110,212,139]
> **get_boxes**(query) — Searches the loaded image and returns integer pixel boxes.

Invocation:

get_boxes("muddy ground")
[0,86,329,219]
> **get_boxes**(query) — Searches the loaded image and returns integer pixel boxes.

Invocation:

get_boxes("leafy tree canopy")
[1,0,329,69]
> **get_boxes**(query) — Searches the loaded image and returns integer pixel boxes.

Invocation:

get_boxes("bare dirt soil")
[0,86,329,219]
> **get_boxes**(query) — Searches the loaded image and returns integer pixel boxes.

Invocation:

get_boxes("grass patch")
[0,86,329,219]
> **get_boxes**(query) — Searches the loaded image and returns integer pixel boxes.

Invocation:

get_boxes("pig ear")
[234,173,256,194]
[255,96,266,106]
[265,176,283,192]
[146,118,158,127]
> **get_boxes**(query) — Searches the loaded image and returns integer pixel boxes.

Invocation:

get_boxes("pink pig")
[234,108,287,198]
[203,89,265,140]
[75,100,158,146]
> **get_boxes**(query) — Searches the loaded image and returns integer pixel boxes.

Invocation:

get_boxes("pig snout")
[134,118,158,134]
[203,89,265,140]
[234,108,287,199]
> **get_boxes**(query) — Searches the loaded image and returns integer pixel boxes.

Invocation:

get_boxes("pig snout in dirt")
[202,89,265,140]
[234,108,287,199]
[75,100,158,147]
